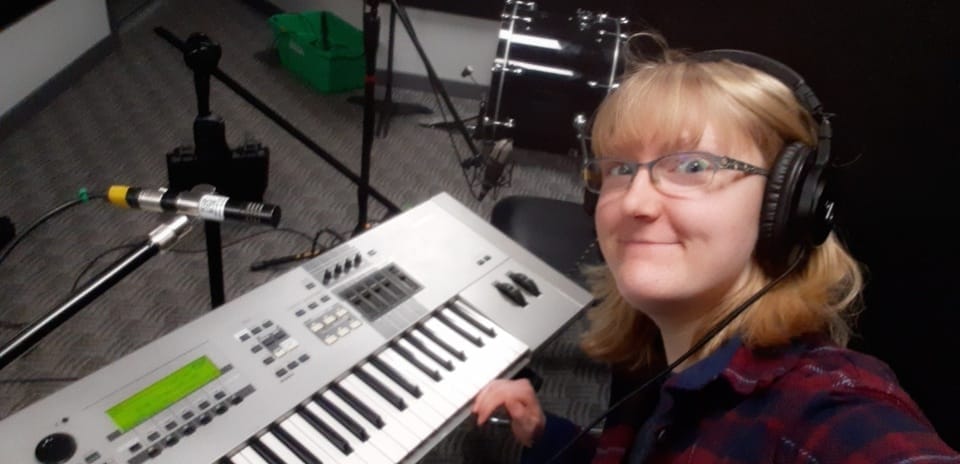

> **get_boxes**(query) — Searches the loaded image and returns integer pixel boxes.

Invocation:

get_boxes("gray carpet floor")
[0,0,609,462]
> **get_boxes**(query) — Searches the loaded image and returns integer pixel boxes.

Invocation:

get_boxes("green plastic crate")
[269,11,365,93]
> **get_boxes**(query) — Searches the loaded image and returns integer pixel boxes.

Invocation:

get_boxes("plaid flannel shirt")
[522,335,958,463]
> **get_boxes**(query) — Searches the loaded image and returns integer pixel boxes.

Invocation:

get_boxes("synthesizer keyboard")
[0,192,593,464]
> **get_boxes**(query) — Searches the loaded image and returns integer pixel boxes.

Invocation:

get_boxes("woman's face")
[594,123,768,320]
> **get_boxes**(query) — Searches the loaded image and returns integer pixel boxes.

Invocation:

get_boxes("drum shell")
[485,6,618,155]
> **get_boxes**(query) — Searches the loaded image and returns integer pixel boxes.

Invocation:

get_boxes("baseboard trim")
[375,70,485,101]
[0,32,120,142]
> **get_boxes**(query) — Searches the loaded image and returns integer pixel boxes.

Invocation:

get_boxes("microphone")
[478,139,513,201]
[106,185,281,227]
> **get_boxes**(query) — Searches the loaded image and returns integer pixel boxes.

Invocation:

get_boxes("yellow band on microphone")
[107,185,131,208]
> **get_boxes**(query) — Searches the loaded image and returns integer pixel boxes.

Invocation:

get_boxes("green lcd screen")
[106,356,221,432]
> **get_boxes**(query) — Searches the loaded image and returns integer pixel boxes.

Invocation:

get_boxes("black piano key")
[248,437,284,464]
[447,302,496,337]
[218,457,233,464]
[392,342,441,381]
[369,356,422,398]
[296,405,353,455]
[353,366,407,411]
[434,311,484,347]
[416,325,466,361]
[269,424,323,464]
[328,383,384,429]
[405,333,454,371]
[314,394,369,442]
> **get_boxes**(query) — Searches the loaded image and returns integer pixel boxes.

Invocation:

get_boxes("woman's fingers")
[471,379,543,445]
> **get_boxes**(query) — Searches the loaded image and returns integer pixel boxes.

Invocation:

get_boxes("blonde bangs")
[590,62,767,162]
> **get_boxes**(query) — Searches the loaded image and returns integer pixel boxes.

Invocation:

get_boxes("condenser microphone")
[107,185,281,227]
[478,139,513,201]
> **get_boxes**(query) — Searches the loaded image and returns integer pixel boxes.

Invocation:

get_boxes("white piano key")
[279,418,338,464]
[322,390,409,462]
[404,330,486,391]
[454,303,531,356]
[436,308,485,347]
[340,374,433,442]
[441,307,529,370]
[333,380,422,456]
[447,301,496,336]
[394,338,478,400]
[287,414,363,464]
[229,449,254,464]
[260,432,306,464]
[239,447,269,464]
[294,409,366,464]
[360,362,448,428]
[379,348,466,411]
[404,331,455,372]
[305,401,392,464]
[376,358,460,423]
[422,318,506,381]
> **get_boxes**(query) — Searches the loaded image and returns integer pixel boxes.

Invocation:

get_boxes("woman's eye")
[607,162,635,176]
[676,157,711,174]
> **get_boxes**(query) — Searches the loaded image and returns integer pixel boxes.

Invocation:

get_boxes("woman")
[471,39,958,463]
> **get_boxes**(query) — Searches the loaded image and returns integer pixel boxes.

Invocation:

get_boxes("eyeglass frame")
[582,151,769,195]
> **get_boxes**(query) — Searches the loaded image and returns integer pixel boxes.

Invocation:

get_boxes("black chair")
[489,195,601,289]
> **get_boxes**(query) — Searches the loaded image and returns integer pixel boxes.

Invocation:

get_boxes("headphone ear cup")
[757,142,810,275]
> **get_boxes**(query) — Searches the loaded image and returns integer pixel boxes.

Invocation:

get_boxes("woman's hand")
[472,378,546,447]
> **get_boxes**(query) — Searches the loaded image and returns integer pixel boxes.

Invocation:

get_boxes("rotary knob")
[34,433,76,464]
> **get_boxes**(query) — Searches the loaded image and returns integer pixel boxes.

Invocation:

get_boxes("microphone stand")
[351,0,483,228]
[0,216,192,371]
[176,35,232,308]
[385,0,481,161]
[356,0,380,235]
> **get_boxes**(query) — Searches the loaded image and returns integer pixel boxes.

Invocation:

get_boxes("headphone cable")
[545,253,805,463]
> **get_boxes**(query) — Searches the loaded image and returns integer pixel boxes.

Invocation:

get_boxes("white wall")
[0,0,111,117]
[267,0,499,87]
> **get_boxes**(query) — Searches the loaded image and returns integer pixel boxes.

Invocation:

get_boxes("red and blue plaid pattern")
[523,335,958,463]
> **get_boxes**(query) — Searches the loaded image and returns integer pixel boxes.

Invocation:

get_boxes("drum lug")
[492,62,524,75]
[483,116,516,129]
[502,13,534,25]
[596,30,630,41]
[587,81,620,90]
[506,0,537,11]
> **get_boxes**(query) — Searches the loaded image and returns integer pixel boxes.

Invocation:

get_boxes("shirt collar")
[665,336,742,392]
[665,334,819,395]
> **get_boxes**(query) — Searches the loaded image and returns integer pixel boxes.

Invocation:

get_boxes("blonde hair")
[580,44,864,371]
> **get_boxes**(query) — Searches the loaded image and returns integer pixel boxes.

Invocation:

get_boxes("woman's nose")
[619,169,663,219]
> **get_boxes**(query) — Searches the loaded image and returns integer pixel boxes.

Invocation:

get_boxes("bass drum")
[482,1,628,155]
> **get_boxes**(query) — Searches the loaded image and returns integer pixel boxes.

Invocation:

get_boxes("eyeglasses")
[582,152,768,196]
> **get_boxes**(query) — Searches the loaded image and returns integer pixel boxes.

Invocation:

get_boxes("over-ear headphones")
[691,50,835,276]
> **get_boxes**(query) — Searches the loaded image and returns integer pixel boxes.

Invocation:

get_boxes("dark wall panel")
[625,0,959,448]
[1,1,54,29]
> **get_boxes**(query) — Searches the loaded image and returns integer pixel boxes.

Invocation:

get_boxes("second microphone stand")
[355,0,482,233]
[0,216,192,371]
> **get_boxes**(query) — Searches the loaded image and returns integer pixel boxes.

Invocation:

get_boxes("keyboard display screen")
[106,356,221,432]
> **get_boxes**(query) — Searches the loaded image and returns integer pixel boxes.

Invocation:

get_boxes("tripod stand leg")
[388,0,480,158]
[349,2,433,132]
